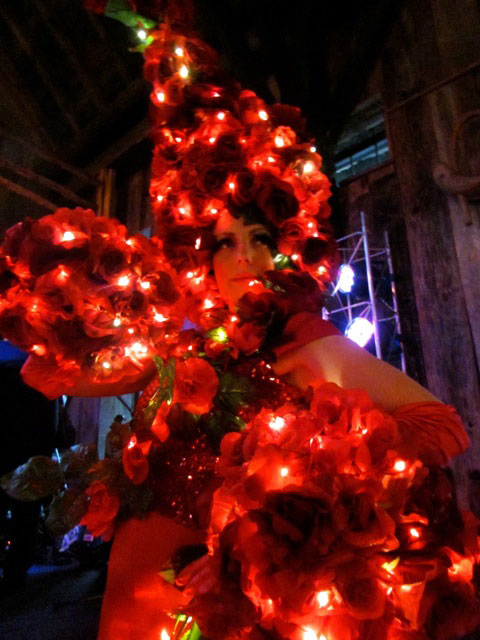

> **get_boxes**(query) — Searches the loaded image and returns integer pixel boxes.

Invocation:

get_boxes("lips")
[231,273,257,282]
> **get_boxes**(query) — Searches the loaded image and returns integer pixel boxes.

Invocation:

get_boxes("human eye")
[252,232,273,248]
[214,236,234,251]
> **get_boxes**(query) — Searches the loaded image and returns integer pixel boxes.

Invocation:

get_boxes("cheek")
[212,253,229,291]
[254,247,275,272]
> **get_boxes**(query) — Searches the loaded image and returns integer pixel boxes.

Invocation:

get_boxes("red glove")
[392,401,469,465]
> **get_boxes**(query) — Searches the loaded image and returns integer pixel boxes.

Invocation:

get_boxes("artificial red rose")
[301,235,332,266]
[89,216,127,239]
[173,357,219,414]
[151,403,170,441]
[278,143,318,168]
[32,208,95,246]
[163,226,212,272]
[405,467,457,528]
[237,90,268,125]
[1,219,31,262]
[90,238,130,283]
[236,289,277,324]
[149,270,180,305]
[178,534,260,640]
[214,133,244,166]
[48,317,111,362]
[277,217,310,255]
[21,354,82,399]
[419,577,480,640]
[204,337,230,358]
[366,411,401,466]
[199,163,229,195]
[122,437,151,485]
[263,270,324,315]
[335,561,386,620]
[338,480,397,548]
[256,174,299,225]
[229,321,265,356]
[0,301,36,351]
[246,487,344,575]
[270,104,307,138]
[217,432,244,478]
[231,169,258,207]
[80,481,120,540]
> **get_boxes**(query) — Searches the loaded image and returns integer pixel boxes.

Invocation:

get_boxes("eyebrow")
[215,225,269,238]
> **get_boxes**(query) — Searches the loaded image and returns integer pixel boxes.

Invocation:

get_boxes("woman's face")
[213,210,275,310]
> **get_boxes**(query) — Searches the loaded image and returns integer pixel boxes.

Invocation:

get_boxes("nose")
[235,239,253,265]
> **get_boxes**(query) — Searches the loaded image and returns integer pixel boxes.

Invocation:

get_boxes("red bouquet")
[0,208,184,397]
[174,383,480,640]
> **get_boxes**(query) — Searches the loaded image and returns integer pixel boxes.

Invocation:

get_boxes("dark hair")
[223,199,278,253]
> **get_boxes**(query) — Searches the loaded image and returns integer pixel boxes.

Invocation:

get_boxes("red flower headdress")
[142,9,338,331]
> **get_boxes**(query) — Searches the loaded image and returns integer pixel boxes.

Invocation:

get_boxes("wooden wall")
[381,0,480,506]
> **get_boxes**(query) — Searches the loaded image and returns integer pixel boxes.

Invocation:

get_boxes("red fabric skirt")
[98,513,204,640]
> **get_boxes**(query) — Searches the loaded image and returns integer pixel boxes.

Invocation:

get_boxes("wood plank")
[0,156,95,209]
[0,3,81,135]
[382,0,480,506]
[0,174,58,211]
[34,0,107,112]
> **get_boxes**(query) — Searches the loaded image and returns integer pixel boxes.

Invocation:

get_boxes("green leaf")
[45,489,89,536]
[105,0,156,28]
[121,483,155,518]
[206,326,228,343]
[154,355,176,405]
[205,409,245,441]
[59,445,98,481]
[216,372,255,413]
[143,386,162,425]
[181,622,202,640]
[1,456,65,501]
[159,568,176,584]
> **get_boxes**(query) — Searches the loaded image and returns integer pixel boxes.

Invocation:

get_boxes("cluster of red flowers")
[176,383,480,640]
[0,208,184,397]
[143,16,338,328]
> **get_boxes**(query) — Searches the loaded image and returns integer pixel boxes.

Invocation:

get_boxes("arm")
[295,335,441,411]
[273,334,441,409]
[273,334,468,464]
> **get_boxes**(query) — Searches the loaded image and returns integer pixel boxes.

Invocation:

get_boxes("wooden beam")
[87,118,151,174]
[0,174,58,211]
[66,76,147,160]
[0,127,97,185]
[0,3,81,136]
[382,0,480,505]
[34,0,108,113]
[0,48,54,151]
[85,11,130,83]
[0,156,95,209]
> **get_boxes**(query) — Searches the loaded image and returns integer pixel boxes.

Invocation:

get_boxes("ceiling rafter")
[0,174,58,212]
[0,45,54,151]
[85,11,131,84]
[33,0,108,113]
[0,2,81,136]
[0,127,97,185]
[0,155,95,209]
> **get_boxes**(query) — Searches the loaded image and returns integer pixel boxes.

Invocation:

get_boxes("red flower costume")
[0,2,477,639]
